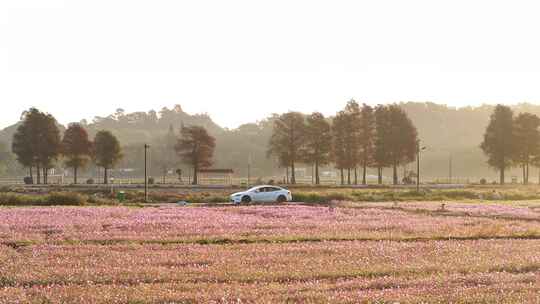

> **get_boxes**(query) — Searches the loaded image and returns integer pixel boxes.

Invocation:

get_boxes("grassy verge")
[0,192,117,206]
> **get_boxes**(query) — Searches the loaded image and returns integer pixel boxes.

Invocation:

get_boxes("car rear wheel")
[241,195,252,204]
[277,195,287,203]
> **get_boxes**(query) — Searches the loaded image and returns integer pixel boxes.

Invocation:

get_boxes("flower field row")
[1,204,540,244]
[2,203,540,302]
[1,239,540,303]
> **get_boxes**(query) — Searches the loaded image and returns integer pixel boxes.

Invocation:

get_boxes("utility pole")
[449,154,452,184]
[416,140,426,192]
[247,154,251,188]
[144,144,150,203]
[416,142,420,192]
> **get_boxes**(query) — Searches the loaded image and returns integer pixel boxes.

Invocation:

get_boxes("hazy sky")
[2,0,540,129]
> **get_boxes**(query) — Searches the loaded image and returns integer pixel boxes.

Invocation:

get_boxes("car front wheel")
[277,195,287,203]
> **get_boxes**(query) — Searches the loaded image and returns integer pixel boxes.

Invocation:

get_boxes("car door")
[251,187,266,202]
[264,187,279,202]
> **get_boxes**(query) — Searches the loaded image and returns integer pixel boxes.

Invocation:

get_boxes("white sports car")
[230,185,292,204]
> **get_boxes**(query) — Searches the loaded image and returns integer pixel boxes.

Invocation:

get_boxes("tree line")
[11,108,216,185]
[481,104,540,185]
[267,100,419,185]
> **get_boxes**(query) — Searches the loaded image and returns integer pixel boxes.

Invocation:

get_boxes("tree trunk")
[340,169,344,185]
[29,167,33,184]
[500,168,505,185]
[362,161,367,185]
[525,162,529,185]
[36,164,41,184]
[315,160,320,185]
[74,166,78,184]
[291,161,296,184]
[393,163,398,185]
[43,167,47,184]
[285,167,289,184]
[104,168,109,184]
[192,165,198,185]
[523,165,526,185]
[354,168,358,185]
[163,167,167,184]
[377,167,382,185]
[347,168,351,185]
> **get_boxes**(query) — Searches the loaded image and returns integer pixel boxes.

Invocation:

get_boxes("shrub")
[480,178,487,185]
[23,176,33,185]
[292,192,349,204]
[0,193,28,205]
[86,178,94,184]
[148,177,155,185]
[45,192,86,205]
[442,190,478,200]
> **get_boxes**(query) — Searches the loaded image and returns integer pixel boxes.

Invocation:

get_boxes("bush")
[0,193,28,205]
[480,178,487,185]
[46,192,86,205]
[86,178,94,184]
[442,190,478,200]
[292,192,349,204]
[23,176,33,185]
[148,177,155,185]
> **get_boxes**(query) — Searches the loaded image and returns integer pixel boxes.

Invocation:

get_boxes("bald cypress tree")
[175,125,216,185]
[480,105,515,185]
[512,113,540,184]
[359,104,375,185]
[94,130,123,184]
[12,108,61,184]
[302,112,332,185]
[332,110,349,185]
[62,123,92,184]
[267,112,306,184]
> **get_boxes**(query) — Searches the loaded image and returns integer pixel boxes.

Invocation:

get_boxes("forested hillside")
[2,102,540,182]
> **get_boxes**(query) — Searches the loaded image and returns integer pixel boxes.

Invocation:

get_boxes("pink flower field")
[1,203,540,303]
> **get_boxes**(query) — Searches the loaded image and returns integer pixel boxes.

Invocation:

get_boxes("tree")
[175,125,216,185]
[12,121,35,182]
[373,105,391,184]
[386,105,418,185]
[267,112,306,184]
[332,111,349,185]
[302,112,332,185]
[512,113,540,184]
[359,104,375,185]
[11,108,61,184]
[343,100,361,184]
[39,113,62,184]
[267,143,292,183]
[94,130,122,184]
[61,123,93,184]
[480,104,514,185]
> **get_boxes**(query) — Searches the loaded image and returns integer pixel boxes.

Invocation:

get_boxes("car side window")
[267,187,279,192]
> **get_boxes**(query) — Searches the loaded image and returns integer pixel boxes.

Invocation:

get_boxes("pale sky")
[1,0,540,129]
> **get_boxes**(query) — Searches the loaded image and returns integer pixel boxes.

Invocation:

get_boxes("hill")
[2,102,540,182]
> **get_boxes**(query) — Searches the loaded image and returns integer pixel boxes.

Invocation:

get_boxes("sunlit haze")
[2,0,540,129]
